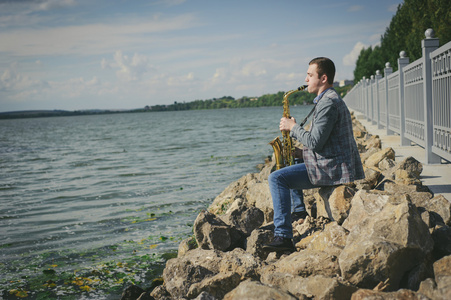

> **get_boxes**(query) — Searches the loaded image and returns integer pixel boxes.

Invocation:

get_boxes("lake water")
[0,106,312,299]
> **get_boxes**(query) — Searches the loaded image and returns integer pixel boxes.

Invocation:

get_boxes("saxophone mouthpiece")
[298,85,308,91]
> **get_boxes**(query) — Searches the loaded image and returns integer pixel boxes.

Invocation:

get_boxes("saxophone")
[269,85,308,170]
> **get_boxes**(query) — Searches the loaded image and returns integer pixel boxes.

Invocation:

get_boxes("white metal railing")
[344,29,451,164]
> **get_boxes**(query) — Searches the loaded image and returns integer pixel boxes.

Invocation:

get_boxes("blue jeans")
[268,161,317,238]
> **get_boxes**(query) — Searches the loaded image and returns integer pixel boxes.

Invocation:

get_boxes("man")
[263,57,365,252]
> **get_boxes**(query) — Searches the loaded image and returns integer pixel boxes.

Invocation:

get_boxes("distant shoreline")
[0,109,136,120]
[1,85,352,120]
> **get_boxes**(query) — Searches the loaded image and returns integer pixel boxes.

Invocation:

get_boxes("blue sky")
[0,0,403,112]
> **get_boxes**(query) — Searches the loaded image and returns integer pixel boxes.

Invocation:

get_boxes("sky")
[0,0,403,112]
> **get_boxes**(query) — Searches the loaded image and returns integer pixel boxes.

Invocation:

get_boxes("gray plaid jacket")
[290,88,365,185]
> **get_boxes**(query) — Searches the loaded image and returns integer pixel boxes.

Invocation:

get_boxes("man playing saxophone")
[263,57,365,252]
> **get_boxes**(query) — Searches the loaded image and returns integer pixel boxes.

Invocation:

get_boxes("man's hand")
[279,117,296,131]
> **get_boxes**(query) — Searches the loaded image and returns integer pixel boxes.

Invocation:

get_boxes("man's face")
[305,63,326,94]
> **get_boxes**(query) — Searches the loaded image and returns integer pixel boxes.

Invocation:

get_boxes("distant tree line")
[1,87,352,119]
[0,110,124,119]
[145,91,316,112]
[144,85,352,112]
[354,0,451,82]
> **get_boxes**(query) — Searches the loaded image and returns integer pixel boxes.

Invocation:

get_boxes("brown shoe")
[262,236,295,252]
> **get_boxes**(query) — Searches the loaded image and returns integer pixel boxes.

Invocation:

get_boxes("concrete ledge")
[352,111,451,202]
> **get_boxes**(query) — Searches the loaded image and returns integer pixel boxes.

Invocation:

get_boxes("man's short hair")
[309,57,335,84]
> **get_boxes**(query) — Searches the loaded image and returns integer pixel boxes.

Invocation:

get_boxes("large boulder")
[193,210,233,251]
[220,198,265,236]
[315,185,356,224]
[340,190,434,290]
[417,255,451,300]
[187,272,241,299]
[262,249,340,278]
[246,181,274,223]
[163,247,265,299]
[219,248,263,280]
[224,279,297,300]
[351,288,429,299]
[245,228,274,260]
[364,147,395,168]
[163,249,223,298]
[299,221,349,257]
[208,173,258,215]
[261,273,357,300]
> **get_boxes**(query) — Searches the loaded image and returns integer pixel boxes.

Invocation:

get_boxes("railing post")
[366,77,372,122]
[398,51,410,146]
[422,28,441,164]
[362,77,368,119]
[384,63,394,135]
[370,75,376,125]
[375,70,383,129]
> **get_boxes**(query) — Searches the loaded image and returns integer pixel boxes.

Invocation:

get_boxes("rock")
[355,167,382,190]
[378,157,396,171]
[256,160,274,182]
[187,272,241,299]
[263,249,340,278]
[294,215,329,242]
[351,288,430,299]
[360,147,380,163]
[162,248,222,298]
[353,125,365,139]
[193,210,232,251]
[193,291,218,300]
[149,285,171,300]
[163,247,265,299]
[178,236,198,257]
[315,185,356,224]
[341,190,390,232]
[303,187,320,218]
[219,248,263,280]
[365,135,382,150]
[433,255,451,289]
[302,221,349,257]
[418,278,439,300]
[121,285,145,300]
[245,228,274,260]
[431,225,451,259]
[224,279,298,300]
[394,169,422,185]
[261,273,357,300]
[417,194,451,226]
[365,147,395,168]
[208,173,258,215]
[246,181,274,223]
[383,181,429,195]
[339,191,434,290]
[397,156,423,178]
[220,198,264,236]
[417,255,451,300]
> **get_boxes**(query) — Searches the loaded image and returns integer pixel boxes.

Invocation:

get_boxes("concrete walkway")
[353,111,451,202]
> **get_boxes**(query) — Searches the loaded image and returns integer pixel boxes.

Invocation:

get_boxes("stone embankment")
[122,112,451,300]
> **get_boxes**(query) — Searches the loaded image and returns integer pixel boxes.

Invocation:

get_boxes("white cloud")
[343,42,368,66]
[240,61,267,77]
[110,51,154,82]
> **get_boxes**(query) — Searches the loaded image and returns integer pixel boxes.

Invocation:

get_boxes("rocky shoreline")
[122,112,451,300]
